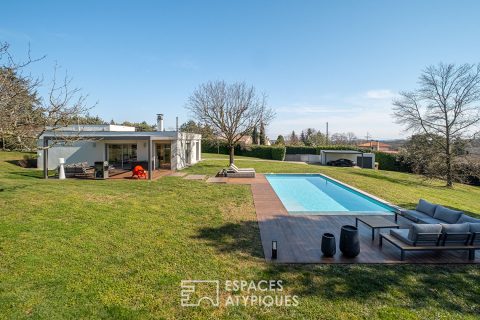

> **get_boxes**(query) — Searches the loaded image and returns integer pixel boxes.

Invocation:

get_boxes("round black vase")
[339,225,360,257]
[321,233,336,257]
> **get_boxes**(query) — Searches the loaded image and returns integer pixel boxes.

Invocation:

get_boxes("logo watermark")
[180,279,299,307]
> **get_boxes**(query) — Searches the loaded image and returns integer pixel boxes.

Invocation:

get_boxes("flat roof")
[40,130,201,140]
[320,150,365,154]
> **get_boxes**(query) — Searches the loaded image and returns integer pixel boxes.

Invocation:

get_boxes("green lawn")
[0,151,479,319]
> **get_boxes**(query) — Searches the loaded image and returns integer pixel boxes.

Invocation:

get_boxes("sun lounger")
[229,163,255,172]
[225,165,255,178]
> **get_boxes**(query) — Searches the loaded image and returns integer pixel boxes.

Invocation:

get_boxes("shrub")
[374,152,410,172]
[271,146,286,161]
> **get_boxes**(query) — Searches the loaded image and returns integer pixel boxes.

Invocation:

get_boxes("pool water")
[265,174,394,215]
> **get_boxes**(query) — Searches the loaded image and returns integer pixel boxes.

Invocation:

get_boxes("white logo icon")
[180,280,220,307]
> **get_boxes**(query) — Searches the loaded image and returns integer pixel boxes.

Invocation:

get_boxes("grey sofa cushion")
[441,223,470,234]
[390,229,414,245]
[418,217,444,224]
[470,223,480,233]
[401,210,421,222]
[408,224,442,242]
[457,215,480,224]
[402,210,443,224]
[433,206,463,224]
[416,199,437,217]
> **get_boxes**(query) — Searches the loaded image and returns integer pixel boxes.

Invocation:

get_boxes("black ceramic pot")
[321,233,336,257]
[339,225,360,257]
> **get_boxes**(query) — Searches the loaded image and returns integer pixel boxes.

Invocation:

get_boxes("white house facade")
[37,115,201,180]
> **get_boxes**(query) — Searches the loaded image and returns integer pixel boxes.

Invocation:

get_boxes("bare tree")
[187,81,274,164]
[393,63,480,187]
[0,42,91,151]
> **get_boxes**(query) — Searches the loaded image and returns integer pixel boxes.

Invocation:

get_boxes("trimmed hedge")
[271,146,286,161]
[202,140,286,160]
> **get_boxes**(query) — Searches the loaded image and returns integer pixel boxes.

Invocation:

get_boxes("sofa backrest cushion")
[440,223,470,234]
[470,223,480,233]
[457,215,480,224]
[433,206,463,224]
[408,224,442,241]
[416,199,437,217]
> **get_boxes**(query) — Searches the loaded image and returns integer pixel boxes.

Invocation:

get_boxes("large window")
[156,143,171,169]
[108,144,137,169]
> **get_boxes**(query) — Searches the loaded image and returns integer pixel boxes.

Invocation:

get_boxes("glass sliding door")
[156,143,171,169]
[108,144,137,169]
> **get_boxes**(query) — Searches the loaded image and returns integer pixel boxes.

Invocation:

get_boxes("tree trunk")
[229,145,235,165]
[446,151,453,187]
[445,131,453,187]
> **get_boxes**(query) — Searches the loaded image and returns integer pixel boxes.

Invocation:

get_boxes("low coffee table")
[355,216,399,241]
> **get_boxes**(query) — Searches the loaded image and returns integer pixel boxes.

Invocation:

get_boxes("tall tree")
[275,135,285,145]
[187,80,274,164]
[393,63,480,187]
[251,126,259,145]
[288,130,300,145]
[0,42,90,151]
[259,121,266,145]
[300,130,306,145]
[180,120,214,140]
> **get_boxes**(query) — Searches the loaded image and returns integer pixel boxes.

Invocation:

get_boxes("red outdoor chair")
[132,165,147,179]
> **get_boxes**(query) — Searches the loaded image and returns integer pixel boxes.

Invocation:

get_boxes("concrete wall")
[37,140,105,170]
[284,154,322,163]
[171,134,202,170]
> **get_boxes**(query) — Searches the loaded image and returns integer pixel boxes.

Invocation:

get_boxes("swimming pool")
[265,174,394,215]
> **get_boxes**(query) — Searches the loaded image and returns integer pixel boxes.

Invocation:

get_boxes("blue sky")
[2,0,480,139]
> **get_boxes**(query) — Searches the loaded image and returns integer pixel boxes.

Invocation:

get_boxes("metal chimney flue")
[157,114,164,131]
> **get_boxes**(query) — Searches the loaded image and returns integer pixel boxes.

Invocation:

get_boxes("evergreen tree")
[251,126,259,144]
[275,135,285,145]
[289,131,300,145]
[259,122,266,145]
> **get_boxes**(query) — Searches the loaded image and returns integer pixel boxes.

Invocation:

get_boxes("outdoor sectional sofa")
[380,199,480,261]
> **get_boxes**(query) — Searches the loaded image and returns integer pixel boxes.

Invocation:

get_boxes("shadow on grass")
[7,171,45,179]
[194,220,264,259]
[261,264,480,315]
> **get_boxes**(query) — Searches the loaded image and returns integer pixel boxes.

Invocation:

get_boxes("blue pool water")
[265,174,394,215]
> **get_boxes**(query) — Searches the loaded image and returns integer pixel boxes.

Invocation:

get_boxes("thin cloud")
[275,105,360,114]
[365,89,397,100]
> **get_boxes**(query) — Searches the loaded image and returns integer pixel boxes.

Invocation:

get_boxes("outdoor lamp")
[58,158,66,180]
[272,240,277,260]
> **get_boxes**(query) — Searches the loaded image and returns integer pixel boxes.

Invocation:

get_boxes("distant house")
[357,141,397,153]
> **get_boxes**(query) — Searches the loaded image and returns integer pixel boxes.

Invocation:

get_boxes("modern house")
[37,114,202,180]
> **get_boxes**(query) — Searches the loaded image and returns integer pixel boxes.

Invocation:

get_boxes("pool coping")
[263,172,402,215]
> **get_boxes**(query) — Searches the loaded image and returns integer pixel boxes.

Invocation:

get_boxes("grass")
[0,151,479,319]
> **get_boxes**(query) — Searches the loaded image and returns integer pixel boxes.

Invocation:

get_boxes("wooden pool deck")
[228,174,480,264]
